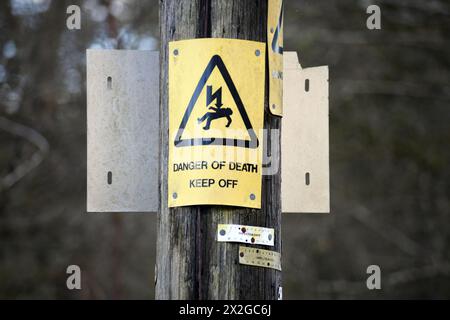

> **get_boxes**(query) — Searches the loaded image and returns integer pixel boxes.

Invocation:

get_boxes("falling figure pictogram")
[198,85,233,130]
[198,106,233,130]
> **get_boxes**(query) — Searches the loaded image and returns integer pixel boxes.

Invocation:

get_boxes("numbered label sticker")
[239,246,281,271]
[217,224,274,246]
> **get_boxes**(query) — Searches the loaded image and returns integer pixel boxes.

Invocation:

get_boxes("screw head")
[268,234,273,241]
[255,49,261,57]
[172,192,178,199]
[173,49,179,56]
[239,252,244,258]
[219,229,226,236]
[250,194,256,201]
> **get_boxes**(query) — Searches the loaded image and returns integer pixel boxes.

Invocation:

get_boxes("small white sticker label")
[217,224,275,246]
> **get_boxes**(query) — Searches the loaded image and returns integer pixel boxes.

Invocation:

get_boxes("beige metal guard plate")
[217,224,274,246]
[282,52,330,213]
[168,39,265,209]
[268,0,284,116]
[87,50,159,213]
[239,246,281,271]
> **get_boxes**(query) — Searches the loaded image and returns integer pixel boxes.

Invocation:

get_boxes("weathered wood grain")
[156,0,281,300]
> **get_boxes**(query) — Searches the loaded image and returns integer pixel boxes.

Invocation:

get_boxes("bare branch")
[0,116,49,191]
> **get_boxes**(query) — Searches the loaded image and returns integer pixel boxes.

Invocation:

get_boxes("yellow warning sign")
[168,39,265,209]
[268,0,284,116]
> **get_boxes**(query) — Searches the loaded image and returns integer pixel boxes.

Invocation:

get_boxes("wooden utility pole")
[156,0,281,300]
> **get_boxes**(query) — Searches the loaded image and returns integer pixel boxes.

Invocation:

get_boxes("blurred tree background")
[0,0,449,299]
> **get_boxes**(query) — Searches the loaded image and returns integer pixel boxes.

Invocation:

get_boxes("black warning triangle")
[271,2,284,55]
[174,55,259,149]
